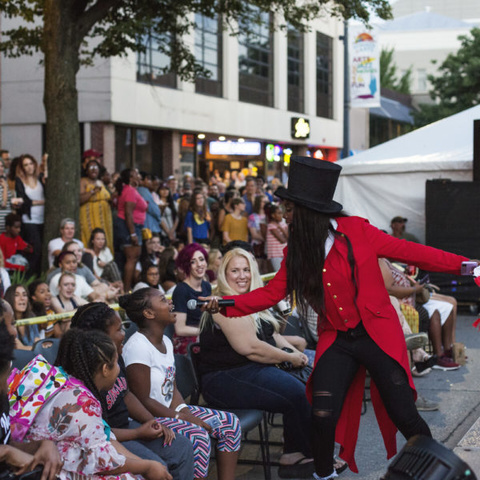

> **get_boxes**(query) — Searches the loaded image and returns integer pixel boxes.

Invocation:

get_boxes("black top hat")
[275,156,343,213]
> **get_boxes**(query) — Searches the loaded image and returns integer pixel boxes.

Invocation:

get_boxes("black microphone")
[187,299,235,310]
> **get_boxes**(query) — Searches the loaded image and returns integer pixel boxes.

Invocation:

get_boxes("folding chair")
[182,343,272,480]
[32,338,61,365]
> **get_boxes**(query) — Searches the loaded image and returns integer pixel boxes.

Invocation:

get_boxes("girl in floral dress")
[20,329,171,480]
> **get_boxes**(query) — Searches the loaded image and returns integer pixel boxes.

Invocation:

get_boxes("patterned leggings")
[157,405,241,478]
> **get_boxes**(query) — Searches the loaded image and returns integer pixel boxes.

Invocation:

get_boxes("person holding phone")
[201,156,477,479]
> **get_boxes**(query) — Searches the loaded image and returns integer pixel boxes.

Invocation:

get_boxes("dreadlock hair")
[55,328,116,420]
[71,302,117,333]
[286,204,355,317]
[118,288,156,328]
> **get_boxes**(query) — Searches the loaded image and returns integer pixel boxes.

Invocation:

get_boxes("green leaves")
[380,48,412,95]
[0,0,392,79]
[414,27,480,127]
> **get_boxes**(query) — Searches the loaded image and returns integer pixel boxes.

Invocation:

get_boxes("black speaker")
[425,180,480,302]
[382,435,476,480]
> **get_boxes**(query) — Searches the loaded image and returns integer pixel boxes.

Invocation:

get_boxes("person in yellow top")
[222,198,248,245]
[79,159,113,252]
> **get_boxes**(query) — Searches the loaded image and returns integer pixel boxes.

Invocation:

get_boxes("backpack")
[7,354,79,442]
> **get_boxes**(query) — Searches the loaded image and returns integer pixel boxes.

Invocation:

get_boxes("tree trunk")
[42,1,82,270]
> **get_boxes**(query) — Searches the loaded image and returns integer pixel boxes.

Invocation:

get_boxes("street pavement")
[224,310,480,480]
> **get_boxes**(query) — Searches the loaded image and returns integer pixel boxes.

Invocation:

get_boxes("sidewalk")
[454,415,480,476]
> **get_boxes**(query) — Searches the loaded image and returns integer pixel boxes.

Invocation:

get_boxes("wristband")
[130,233,137,237]
[175,403,188,413]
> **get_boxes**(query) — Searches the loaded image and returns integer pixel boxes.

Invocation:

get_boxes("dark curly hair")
[55,328,116,420]
[114,168,134,196]
[139,262,160,286]
[175,243,208,277]
[118,288,155,328]
[71,302,117,333]
[88,228,107,250]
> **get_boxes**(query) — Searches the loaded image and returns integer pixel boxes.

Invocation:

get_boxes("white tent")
[334,105,479,242]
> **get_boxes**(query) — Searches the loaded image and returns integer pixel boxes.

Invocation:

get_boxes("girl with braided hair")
[120,288,241,480]
[22,328,172,480]
[0,301,62,480]
[71,302,194,480]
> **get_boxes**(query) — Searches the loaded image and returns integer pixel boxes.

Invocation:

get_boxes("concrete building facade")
[1,13,345,181]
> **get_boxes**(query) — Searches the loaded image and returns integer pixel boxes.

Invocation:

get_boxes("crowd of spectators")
[0,147,466,479]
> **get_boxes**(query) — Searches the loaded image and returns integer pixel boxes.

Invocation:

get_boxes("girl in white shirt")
[120,287,241,480]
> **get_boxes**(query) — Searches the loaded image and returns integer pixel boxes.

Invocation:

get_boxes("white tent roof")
[334,105,478,240]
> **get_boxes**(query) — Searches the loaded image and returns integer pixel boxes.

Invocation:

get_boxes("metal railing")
[15,272,277,327]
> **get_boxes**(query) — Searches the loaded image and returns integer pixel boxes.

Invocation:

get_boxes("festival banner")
[349,27,381,108]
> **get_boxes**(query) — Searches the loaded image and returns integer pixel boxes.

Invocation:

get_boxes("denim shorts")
[114,217,143,247]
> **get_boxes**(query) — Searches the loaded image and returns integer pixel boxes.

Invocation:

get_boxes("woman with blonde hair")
[51,271,88,314]
[206,248,222,282]
[199,248,315,479]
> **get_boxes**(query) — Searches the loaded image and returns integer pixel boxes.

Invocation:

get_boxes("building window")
[316,32,333,119]
[195,14,223,97]
[417,69,427,92]
[238,9,273,107]
[137,32,177,88]
[115,126,163,174]
[287,28,304,113]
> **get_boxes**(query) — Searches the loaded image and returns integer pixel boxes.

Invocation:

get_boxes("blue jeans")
[202,363,312,456]
[122,420,194,480]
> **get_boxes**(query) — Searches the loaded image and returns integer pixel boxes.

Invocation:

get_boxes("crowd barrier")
[15,272,277,327]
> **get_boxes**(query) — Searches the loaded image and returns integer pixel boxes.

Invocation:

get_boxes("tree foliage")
[380,48,412,95]
[0,0,393,77]
[414,27,480,128]
[0,0,392,269]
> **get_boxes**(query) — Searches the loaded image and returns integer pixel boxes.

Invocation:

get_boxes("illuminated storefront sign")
[209,141,262,156]
[291,117,310,139]
[266,144,284,162]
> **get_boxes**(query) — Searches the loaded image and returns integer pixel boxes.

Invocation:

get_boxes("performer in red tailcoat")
[202,156,473,480]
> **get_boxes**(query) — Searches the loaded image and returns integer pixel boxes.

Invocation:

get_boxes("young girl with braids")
[0,301,62,480]
[20,328,172,480]
[71,302,194,480]
[201,156,476,479]
[119,288,241,480]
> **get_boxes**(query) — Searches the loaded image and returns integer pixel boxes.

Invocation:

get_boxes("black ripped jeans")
[311,323,431,477]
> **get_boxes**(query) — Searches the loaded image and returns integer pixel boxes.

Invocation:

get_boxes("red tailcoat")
[224,216,468,472]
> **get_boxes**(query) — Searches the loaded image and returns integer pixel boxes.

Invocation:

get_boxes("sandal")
[278,458,315,479]
[334,455,348,474]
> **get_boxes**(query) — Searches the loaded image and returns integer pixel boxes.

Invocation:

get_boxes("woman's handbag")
[415,287,430,305]
[276,347,313,384]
